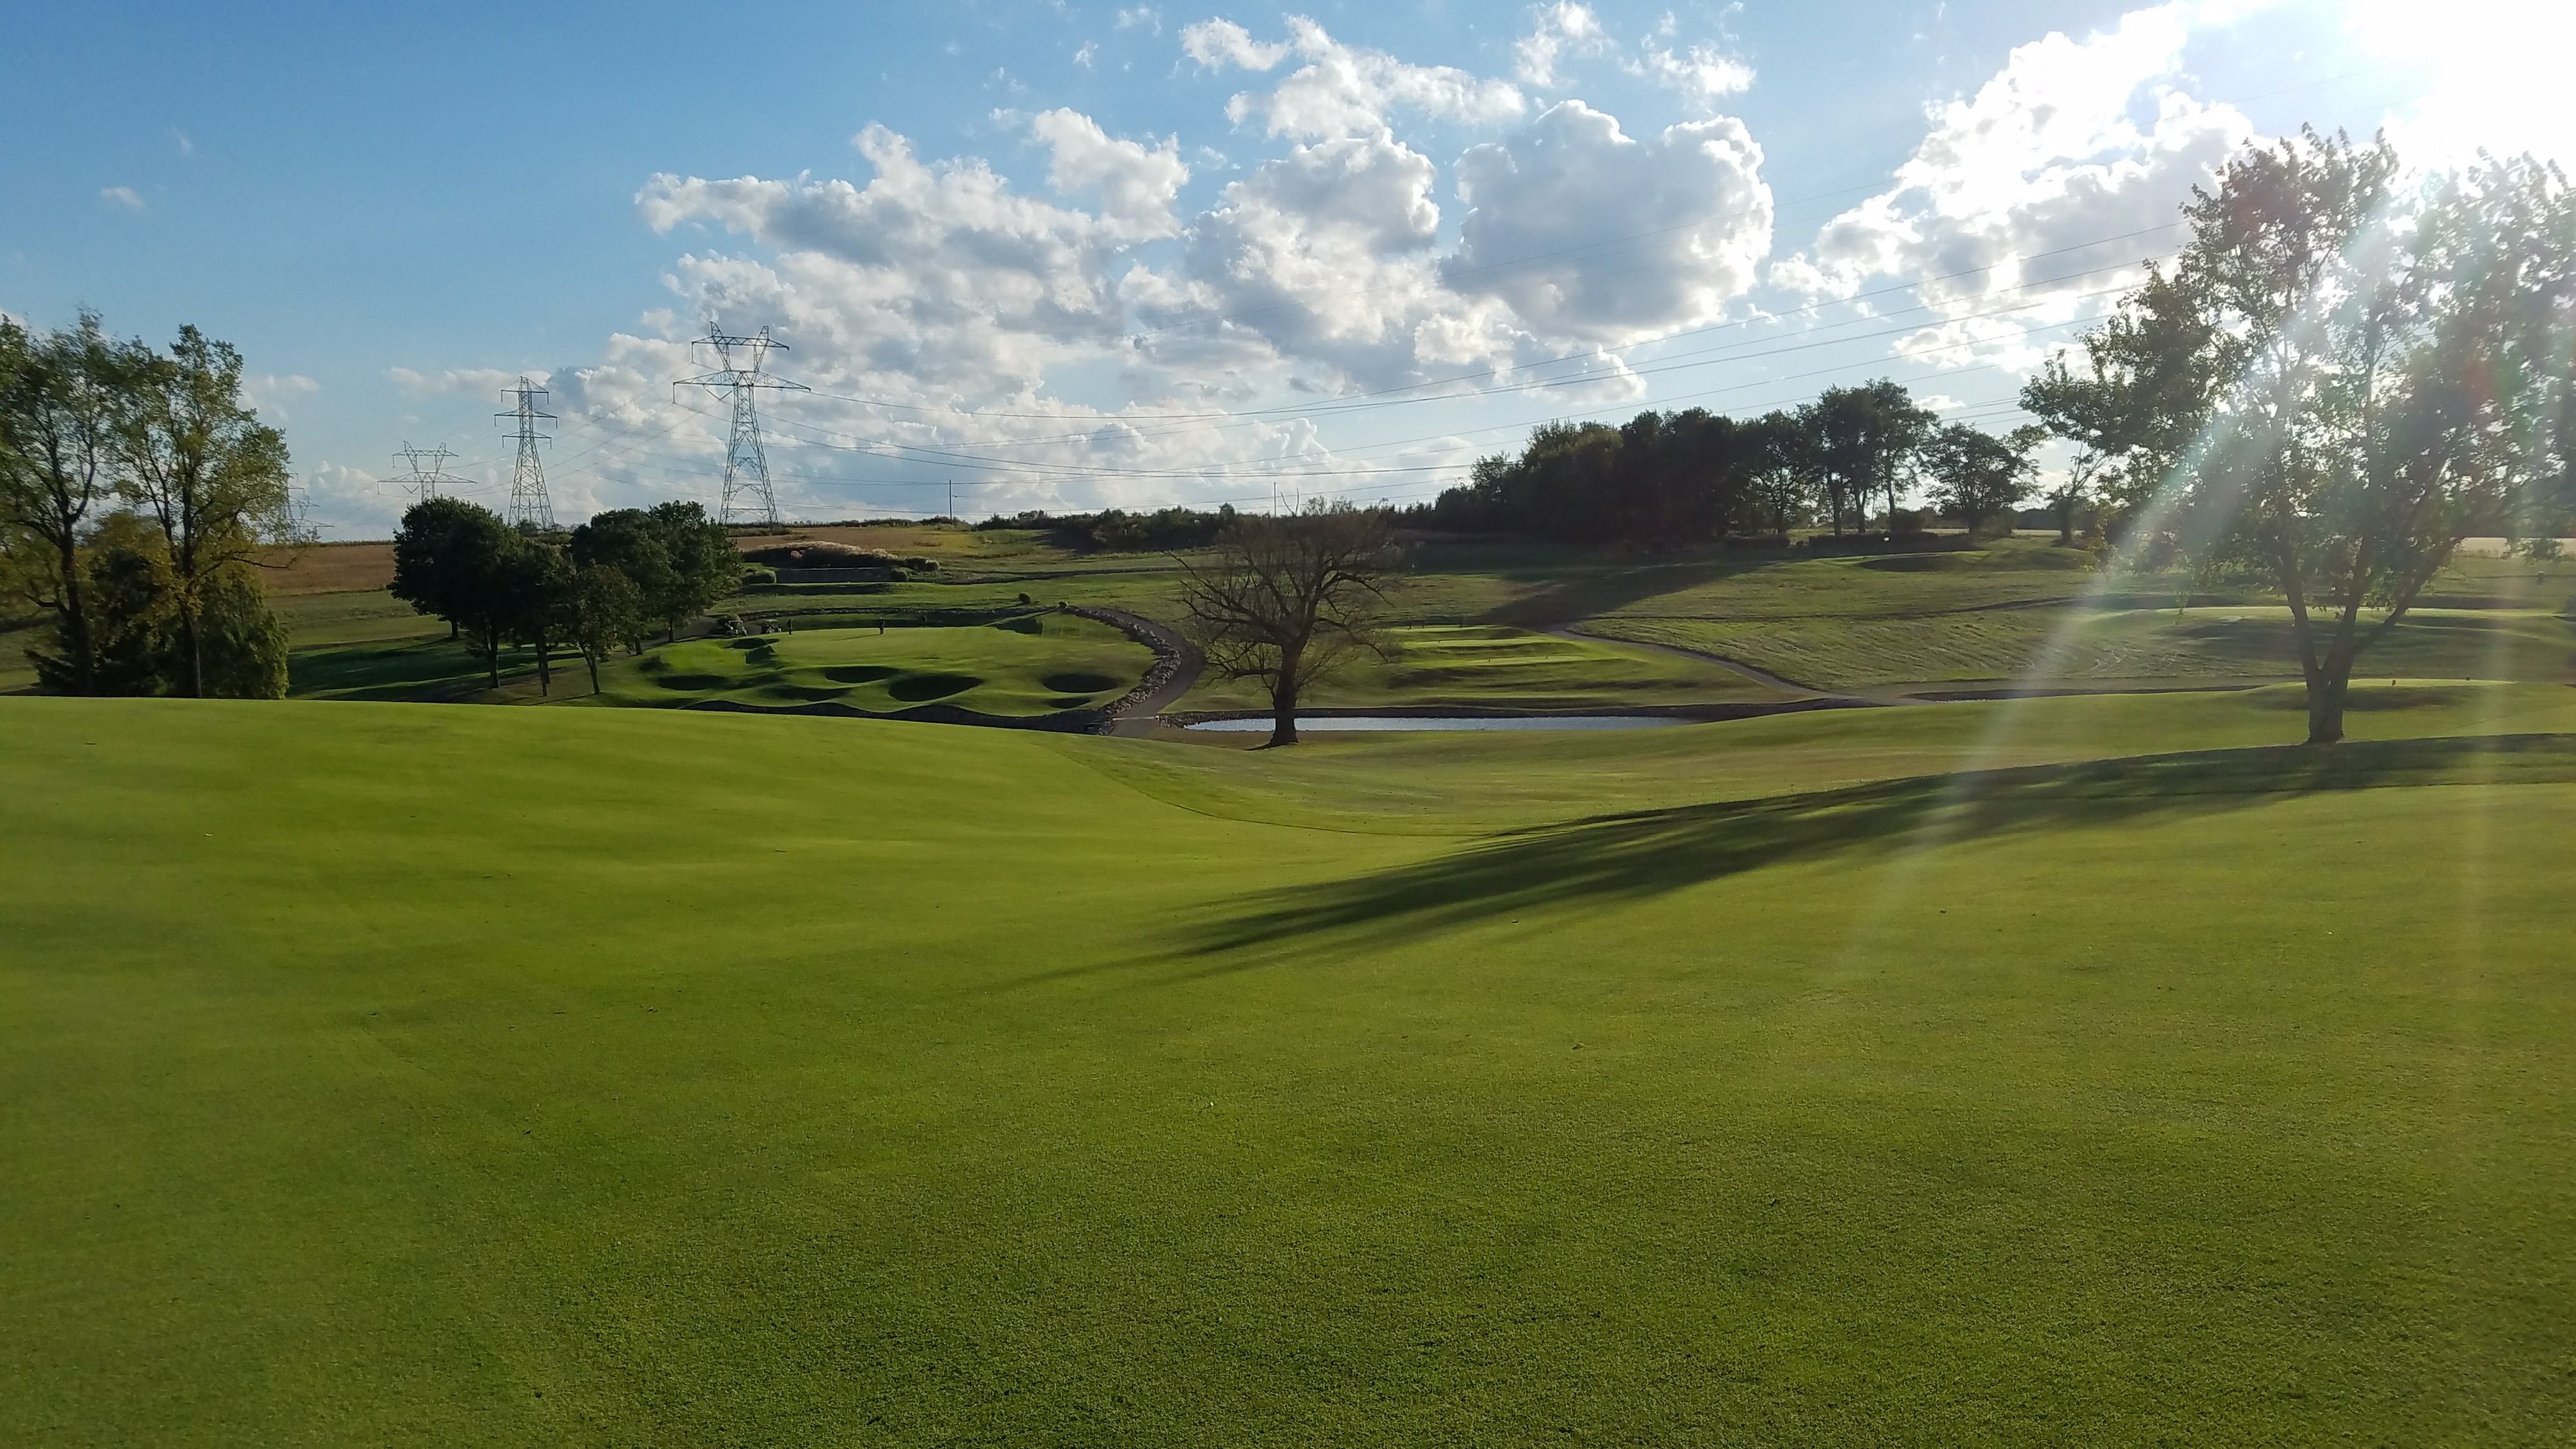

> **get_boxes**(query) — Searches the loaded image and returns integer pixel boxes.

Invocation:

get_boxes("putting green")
[4,692,2574,1443]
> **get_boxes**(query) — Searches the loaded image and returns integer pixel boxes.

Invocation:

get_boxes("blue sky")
[2,0,2552,534]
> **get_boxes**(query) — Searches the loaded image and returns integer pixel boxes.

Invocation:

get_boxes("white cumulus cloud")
[1029,108,1190,238]
[1630,34,1754,111]
[1449,101,1772,343]
[1184,16,1524,140]
[1515,3,1610,88]
[1778,0,2255,367]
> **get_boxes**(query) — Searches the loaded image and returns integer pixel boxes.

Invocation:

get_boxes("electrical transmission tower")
[392,441,465,503]
[674,324,806,531]
[496,379,556,532]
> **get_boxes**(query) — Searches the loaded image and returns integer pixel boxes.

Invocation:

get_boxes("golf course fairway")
[5,694,2573,1444]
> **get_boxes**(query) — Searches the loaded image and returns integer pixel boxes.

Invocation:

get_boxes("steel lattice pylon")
[496,379,556,532]
[675,325,806,531]
[392,441,465,503]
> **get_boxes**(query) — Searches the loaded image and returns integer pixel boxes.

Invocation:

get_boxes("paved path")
[1082,608,1205,736]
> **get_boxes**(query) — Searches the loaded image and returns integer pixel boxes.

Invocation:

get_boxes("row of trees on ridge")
[1418,385,2047,546]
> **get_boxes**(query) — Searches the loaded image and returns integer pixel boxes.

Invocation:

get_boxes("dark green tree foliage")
[114,326,293,699]
[646,501,737,640]
[0,314,119,694]
[1922,424,2043,538]
[2023,129,2576,744]
[1736,410,1817,538]
[1423,388,1942,546]
[33,518,286,698]
[496,539,573,695]
[571,564,647,693]
[51,533,171,695]
[1802,380,1937,536]
[569,508,676,623]
[978,505,1238,552]
[390,497,520,687]
[1425,407,1786,544]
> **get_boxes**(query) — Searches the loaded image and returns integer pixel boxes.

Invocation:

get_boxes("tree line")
[390,497,740,694]
[1414,383,2046,546]
[1,316,298,698]
[977,504,1241,552]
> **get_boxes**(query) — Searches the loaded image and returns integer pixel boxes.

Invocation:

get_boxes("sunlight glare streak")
[2345,0,2576,165]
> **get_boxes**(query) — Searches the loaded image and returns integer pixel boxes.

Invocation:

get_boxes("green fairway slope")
[1177,623,1789,714]
[1568,540,2576,694]
[6,695,2575,1444]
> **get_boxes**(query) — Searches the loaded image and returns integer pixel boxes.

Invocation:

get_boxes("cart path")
[1082,608,1205,736]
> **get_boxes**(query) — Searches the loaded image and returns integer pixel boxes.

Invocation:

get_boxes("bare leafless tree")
[1176,503,1398,746]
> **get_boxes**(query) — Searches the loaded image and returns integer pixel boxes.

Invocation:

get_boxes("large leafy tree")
[390,496,520,688]
[571,564,647,694]
[390,496,503,642]
[1736,409,1818,539]
[0,314,120,692]
[1799,380,1936,536]
[647,501,739,640]
[31,510,286,698]
[496,539,574,696]
[112,326,294,699]
[568,508,676,632]
[2025,129,2576,744]
[1922,424,2043,538]
[1177,503,1399,747]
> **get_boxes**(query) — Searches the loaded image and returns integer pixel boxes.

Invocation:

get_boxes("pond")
[1183,714,1686,733]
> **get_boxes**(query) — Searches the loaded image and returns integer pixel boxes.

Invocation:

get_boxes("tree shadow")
[1173,733,2576,963]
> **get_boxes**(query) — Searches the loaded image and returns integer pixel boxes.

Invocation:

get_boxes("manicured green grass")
[1577,541,2576,693]
[6,691,2575,1443]
[1178,623,1790,714]
[574,612,1154,716]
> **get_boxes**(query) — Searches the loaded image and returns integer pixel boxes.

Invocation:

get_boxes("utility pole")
[496,380,556,532]
[392,441,464,503]
[675,323,807,532]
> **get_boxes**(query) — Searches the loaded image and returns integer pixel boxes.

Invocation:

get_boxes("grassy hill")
[8,688,2575,1443]
[577,613,1155,717]
[1174,623,1790,714]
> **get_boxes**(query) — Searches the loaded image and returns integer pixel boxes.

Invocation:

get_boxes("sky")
[3,0,2566,537]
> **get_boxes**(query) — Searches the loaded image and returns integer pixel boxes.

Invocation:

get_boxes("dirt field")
[259,541,396,596]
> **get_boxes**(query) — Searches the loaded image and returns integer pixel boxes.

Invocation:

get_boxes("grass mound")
[885,671,979,702]
[6,692,2575,1442]
[578,614,1153,717]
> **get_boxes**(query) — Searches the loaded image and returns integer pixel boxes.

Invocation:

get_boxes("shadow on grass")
[1174,733,2576,962]
[288,637,502,701]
